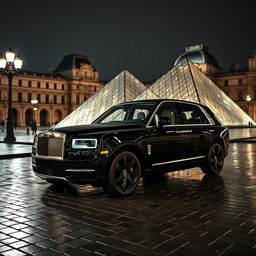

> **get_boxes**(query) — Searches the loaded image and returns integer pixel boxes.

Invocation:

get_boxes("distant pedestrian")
[1,120,4,132]
[30,119,37,135]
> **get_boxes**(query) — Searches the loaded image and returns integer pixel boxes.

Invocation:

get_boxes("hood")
[51,123,144,135]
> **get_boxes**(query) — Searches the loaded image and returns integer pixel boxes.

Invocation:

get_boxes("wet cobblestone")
[0,143,256,255]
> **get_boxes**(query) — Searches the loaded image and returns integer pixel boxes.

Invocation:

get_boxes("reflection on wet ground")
[0,143,256,255]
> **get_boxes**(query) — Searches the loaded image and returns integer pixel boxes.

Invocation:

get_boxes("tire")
[201,143,224,175]
[103,151,141,196]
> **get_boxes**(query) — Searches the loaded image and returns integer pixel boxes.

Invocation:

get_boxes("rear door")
[175,102,214,158]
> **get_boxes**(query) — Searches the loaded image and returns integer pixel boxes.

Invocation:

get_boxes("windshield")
[93,102,156,124]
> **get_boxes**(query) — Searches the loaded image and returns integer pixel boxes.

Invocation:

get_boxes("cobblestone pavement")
[0,143,256,256]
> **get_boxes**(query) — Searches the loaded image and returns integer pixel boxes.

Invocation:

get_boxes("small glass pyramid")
[56,70,147,127]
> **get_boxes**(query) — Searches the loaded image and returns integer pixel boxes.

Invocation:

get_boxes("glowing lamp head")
[14,55,23,70]
[246,95,251,103]
[0,56,7,69]
[5,47,15,62]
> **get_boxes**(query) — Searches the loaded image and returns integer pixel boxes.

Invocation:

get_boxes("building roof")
[54,54,96,72]
[174,44,221,69]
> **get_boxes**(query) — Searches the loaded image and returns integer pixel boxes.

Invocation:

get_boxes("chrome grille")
[36,132,65,159]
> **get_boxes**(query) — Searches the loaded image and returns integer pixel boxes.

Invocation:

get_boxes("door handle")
[166,131,176,134]
[176,130,192,133]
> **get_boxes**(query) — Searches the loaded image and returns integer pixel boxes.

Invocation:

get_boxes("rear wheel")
[103,151,141,196]
[201,143,224,175]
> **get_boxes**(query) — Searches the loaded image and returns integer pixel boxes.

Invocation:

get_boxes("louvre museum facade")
[1,45,256,127]
[0,54,103,127]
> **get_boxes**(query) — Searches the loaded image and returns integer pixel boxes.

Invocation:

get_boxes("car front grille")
[36,132,65,160]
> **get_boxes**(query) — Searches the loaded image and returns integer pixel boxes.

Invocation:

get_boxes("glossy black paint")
[32,99,229,186]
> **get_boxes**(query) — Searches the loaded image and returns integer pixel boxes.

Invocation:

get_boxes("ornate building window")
[37,81,41,88]
[18,80,22,86]
[54,95,57,104]
[18,93,22,103]
[28,81,32,87]
[37,94,41,103]
[61,96,65,104]
[76,95,79,104]
[45,95,49,104]
[238,92,243,101]
[27,93,32,103]
[46,82,49,89]
[62,84,65,90]
[54,83,57,90]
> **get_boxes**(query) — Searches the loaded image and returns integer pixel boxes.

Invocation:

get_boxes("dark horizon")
[0,0,255,81]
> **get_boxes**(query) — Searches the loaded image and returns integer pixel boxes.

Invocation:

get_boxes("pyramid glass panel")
[56,70,147,127]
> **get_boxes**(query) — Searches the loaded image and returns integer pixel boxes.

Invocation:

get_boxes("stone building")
[0,54,103,127]
[175,44,256,121]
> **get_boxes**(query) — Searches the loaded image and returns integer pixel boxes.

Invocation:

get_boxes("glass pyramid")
[56,70,147,127]
[140,58,255,126]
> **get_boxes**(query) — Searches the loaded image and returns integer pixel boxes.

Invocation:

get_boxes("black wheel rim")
[113,154,140,194]
[210,145,224,174]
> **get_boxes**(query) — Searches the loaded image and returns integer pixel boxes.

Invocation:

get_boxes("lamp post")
[246,94,251,116]
[31,99,38,122]
[31,99,38,111]
[0,47,23,142]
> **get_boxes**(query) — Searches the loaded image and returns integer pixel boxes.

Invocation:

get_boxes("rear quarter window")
[175,103,210,125]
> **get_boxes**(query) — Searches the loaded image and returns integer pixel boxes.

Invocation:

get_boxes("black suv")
[32,99,229,196]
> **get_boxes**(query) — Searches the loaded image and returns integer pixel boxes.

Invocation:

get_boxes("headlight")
[72,138,97,149]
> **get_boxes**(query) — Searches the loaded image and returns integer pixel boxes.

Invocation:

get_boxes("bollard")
[27,128,30,135]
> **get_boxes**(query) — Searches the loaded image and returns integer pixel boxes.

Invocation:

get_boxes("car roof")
[118,99,203,107]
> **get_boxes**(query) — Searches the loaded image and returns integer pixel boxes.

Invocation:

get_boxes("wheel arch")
[212,137,226,155]
[107,144,147,176]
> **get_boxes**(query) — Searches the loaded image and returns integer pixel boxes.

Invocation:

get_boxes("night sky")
[0,0,256,81]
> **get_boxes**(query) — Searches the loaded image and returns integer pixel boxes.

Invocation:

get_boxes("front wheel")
[201,143,224,175]
[103,151,141,196]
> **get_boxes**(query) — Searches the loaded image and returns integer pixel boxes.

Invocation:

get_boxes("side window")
[150,102,174,126]
[175,103,210,125]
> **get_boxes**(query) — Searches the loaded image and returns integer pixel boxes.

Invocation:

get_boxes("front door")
[149,102,182,167]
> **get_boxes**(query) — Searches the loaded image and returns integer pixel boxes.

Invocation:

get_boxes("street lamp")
[31,99,38,111]
[246,94,251,114]
[0,47,23,142]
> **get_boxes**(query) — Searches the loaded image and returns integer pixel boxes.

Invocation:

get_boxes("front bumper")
[32,155,105,184]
